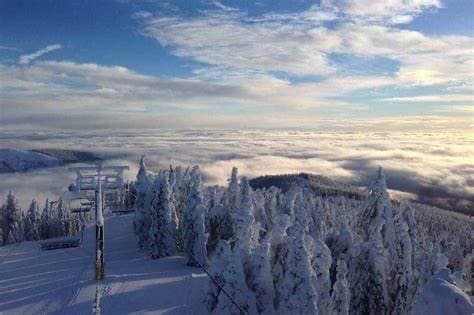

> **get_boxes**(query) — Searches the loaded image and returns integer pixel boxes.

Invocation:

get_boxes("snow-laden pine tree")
[148,172,177,259]
[373,168,398,295]
[358,167,396,249]
[415,241,449,298]
[455,251,473,296]
[349,221,389,315]
[206,185,228,253]
[54,199,66,238]
[226,167,241,211]
[64,209,72,236]
[393,220,415,314]
[39,199,50,239]
[7,220,22,244]
[182,166,208,266]
[331,260,350,315]
[134,156,152,249]
[308,196,327,244]
[231,176,256,259]
[277,220,319,315]
[270,212,291,312]
[172,166,191,222]
[397,201,417,238]
[279,186,298,221]
[167,166,180,238]
[206,240,257,315]
[325,207,354,283]
[247,238,275,314]
[208,168,239,245]
[396,201,419,277]
[308,230,332,314]
[353,167,399,312]
[2,191,20,244]
[293,188,331,314]
[24,199,40,241]
[263,186,279,232]
[253,191,270,239]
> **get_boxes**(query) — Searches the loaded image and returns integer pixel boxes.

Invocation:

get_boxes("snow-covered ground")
[0,214,208,315]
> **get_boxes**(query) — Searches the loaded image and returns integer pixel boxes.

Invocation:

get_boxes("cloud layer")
[0,128,471,214]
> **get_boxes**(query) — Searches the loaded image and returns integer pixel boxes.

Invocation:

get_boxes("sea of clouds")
[0,129,472,215]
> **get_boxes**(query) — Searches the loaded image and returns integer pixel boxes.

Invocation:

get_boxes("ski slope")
[0,214,208,315]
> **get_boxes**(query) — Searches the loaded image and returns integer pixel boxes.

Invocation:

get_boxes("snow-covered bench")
[111,209,135,215]
[39,236,81,250]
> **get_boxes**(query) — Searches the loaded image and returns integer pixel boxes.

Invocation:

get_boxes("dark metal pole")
[95,171,105,280]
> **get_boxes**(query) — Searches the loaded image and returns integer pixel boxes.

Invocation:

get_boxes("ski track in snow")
[0,214,208,315]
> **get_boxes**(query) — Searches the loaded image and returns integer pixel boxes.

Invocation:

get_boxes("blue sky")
[0,0,472,129]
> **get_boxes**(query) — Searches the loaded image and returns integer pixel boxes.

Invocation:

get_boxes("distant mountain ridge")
[250,173,366,198]
[0,149,102,173]
[249,173,473,217]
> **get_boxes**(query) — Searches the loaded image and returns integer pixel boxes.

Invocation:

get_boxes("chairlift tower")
[69,164,129,280]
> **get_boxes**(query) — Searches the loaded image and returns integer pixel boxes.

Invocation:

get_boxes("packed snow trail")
[0,214,208,315]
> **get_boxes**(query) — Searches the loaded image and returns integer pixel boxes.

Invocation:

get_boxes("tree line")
[132,158,473,315]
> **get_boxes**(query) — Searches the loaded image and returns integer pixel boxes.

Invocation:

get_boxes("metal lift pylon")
[95,169,105,280]
[69,163,129,280]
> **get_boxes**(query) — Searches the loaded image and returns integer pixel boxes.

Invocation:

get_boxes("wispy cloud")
[0,58,375,122]
[383,94,474,103]
[208,0,238,12]
[1,2,472,128]
[135,2,472,90]
[138,9,338,76]
[0,45,20,51]
[322,0,442,24]
[19,44,62,65]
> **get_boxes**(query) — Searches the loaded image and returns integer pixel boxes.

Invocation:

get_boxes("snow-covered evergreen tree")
[54,199,66,238]
[308,230,332,314]
[24,199,40,241]
[172,165,191,221]
[270,213,291,312]
[247,238,275,314]
[2,191,20,244]
[231,176,256,258]
[7,219,22,244]
[349,226,389,315]
[263,187,279,231]
[291,188,331,314]
[226,167,241,211]
[415,242,449,297]
[331,260,350,315]
[207,168,239,249]
[253,191,270,239]
[39,199,50,239]
[277,221,318,315]
[134,156,152,249]
[393,220,415,314]
[206,185,227,252]
[207,240,257,315]
[182,166,208,266]
[168,166,180,238]
[148,172,177,259]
